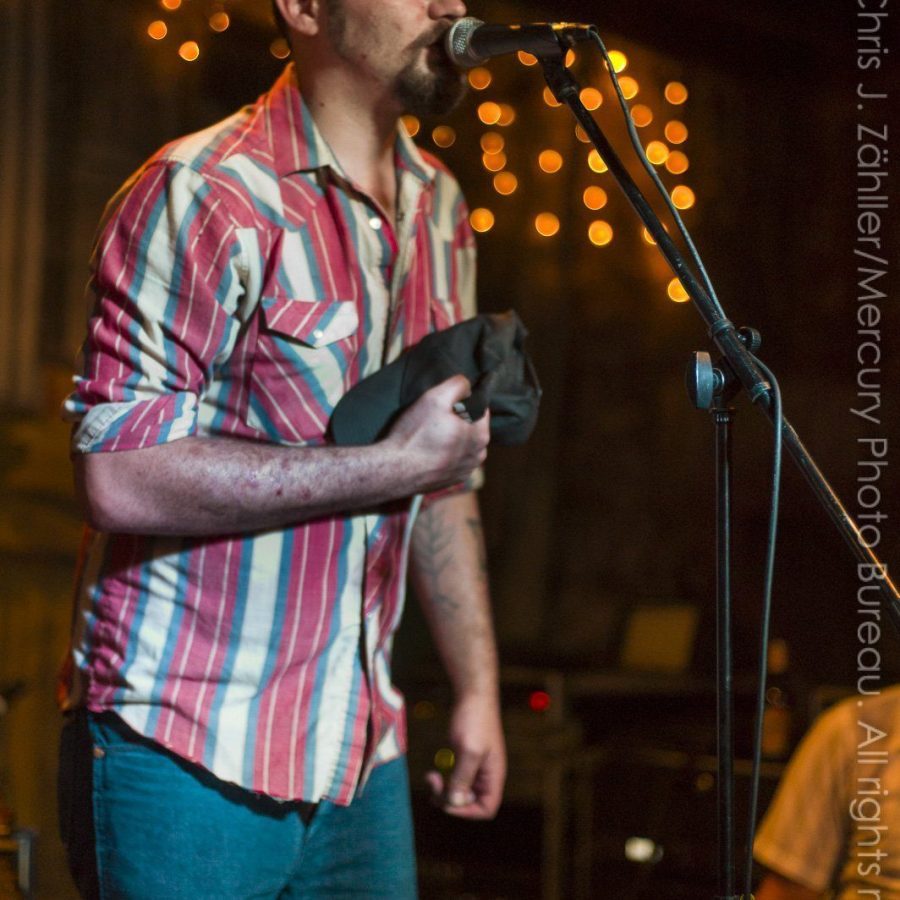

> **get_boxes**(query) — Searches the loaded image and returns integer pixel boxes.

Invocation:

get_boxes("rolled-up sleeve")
[65,160,245,453]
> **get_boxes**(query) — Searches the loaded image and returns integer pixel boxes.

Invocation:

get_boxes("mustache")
[411,23,452,52]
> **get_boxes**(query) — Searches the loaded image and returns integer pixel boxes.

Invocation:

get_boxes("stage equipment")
[447,18,900,900]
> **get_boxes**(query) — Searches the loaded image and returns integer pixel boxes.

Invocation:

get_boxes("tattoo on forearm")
[413,505,460,614]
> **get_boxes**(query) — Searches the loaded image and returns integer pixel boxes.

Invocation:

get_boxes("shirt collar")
[264,63,437,187]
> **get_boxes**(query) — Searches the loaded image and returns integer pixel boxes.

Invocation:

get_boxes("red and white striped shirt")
[63,65,476,804]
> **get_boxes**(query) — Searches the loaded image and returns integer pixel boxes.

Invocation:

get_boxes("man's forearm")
[76,435,415,535]
[74,376,490,536]
[409,490,499,701]
[410,489,505,818]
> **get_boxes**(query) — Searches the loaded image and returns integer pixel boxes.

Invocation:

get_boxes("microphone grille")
[445,17,485,68]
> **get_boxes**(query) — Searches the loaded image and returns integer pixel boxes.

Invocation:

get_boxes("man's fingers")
[445,748,482,807]
[426,374,472,407]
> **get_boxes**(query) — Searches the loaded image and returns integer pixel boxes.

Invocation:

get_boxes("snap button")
[93,746,105,759]
[312,328,324,341]
[368,216,383,231]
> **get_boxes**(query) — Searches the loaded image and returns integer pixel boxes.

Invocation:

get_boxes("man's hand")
[425,694,506,820]
[384,375,489,494]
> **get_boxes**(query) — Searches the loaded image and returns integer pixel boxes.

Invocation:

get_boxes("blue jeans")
[58,712,418,899]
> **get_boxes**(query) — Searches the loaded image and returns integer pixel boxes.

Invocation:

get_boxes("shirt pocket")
[247,296,359,444]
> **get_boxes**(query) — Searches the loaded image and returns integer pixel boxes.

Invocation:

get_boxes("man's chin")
[396,62,467,118]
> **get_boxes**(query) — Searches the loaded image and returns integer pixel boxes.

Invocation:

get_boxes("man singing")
[57,1,505,896]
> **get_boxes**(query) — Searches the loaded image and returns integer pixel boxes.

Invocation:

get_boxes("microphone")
[445,18,596,69]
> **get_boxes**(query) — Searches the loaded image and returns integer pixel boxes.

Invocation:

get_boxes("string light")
[497,104,516,126]
[671,185,696,209]
[618,76,639,99]
[482,152,507,172]
[160,0,181,9]
[565,49,577,68]
[480,131,506,153]
[588,150,608,173]
[147,20,167,40]
[665,81,689,104]
[179,41,200,61]
[432,126,456,148]
[270,38,290,59]
[468,68,492,90]
[538,150,563,173]
[401,115,420,138]
[575,125,591,144]
[477,102,502,125]
[583,186,608,210]
[518,50,538,66]
[665,151,689,174]
[535,213,560,237]
[579,87,603,110]
[209,11,230,32]
[665,120,689,144]
[493,172,518,195]
[630,104,653,127]
[642,227,657,245]
[543,87,562,108]
[645,141,669,165]
[588,220,614,246]
[607,50,628,72]
[668,277,690,302]
[470,208,495,233]
[480,132,504,154]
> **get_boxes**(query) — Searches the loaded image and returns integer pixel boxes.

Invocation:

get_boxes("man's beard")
[394,49,467,117]
[326,0,467,117]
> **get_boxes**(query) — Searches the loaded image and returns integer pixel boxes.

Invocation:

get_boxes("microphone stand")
[538,51,900,899]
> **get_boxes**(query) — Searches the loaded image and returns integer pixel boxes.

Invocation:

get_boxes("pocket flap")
[260,296,358,347]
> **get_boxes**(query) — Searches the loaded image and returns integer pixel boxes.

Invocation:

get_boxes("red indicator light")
[529,691,551,712]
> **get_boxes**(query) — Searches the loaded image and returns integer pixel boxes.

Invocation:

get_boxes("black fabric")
[330,310,541,446]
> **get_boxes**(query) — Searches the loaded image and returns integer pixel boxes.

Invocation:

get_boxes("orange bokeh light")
[583,186,608,210]
[630,104,653,127]
[493,172,518,195]
[477,102,502,125]
[645,141,670,165]
[665,120,689,144]
[579,87,603,111]
[665,82,689,104]
[535,213,560,237]
[671,185,696,209]
[588,220,614,246]
[179,41,200,61]
[588,149,608,173]
[468,68,492,90]
[538,150,563,173]
[470,208,495,233]
[668,278,690,302]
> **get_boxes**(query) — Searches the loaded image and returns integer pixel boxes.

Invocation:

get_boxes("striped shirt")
[62,64,476,804]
